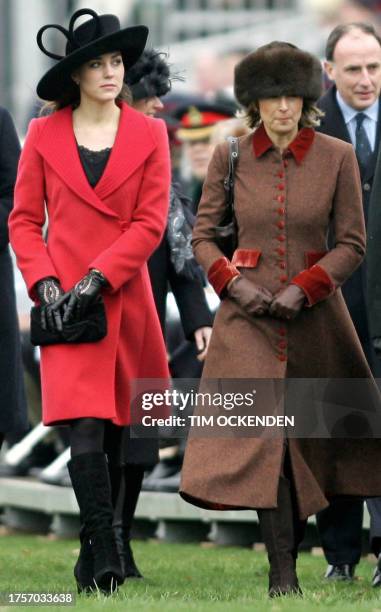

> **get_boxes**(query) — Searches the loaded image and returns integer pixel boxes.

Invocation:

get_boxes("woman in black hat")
[9,9,171,595]
[126,50,213,353]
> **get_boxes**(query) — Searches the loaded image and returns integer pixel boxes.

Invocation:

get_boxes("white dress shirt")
[336,90,378,152]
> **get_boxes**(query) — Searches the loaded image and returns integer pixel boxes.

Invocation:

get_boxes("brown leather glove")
[269,285,306,320]
[227,276,272,317]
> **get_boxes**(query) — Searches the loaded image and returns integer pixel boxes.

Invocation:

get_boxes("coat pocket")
[305,251,328,268]
[231,248,261,268]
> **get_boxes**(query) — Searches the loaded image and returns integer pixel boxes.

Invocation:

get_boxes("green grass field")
[0,534,380,611]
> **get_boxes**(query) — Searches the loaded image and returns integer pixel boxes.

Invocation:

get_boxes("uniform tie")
[355,112,372,171]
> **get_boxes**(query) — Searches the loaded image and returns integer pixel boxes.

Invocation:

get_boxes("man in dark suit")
[316,21,381,586]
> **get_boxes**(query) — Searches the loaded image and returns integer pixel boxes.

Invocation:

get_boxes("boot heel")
[94,569,124,591]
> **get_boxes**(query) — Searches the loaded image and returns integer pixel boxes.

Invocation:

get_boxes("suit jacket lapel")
[94,104,156,201]
[362,97,381,183]
[317,86,352,144]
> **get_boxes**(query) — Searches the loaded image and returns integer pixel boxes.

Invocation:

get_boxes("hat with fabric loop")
[36,8,148,101]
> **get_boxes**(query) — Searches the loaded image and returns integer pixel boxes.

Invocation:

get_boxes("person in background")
[126,50,213,359]
[316,21,381,586]
[174,101,237,213]
[122,50,213,496]
[9,8,170,595]
[0,106,28,449]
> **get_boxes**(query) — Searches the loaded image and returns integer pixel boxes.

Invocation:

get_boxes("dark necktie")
[355,112,372,171]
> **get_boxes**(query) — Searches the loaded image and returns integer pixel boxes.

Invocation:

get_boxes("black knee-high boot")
[110,464,144,579]
[257,475,302,597]
[68,452,124,593]
[73,524,94,594]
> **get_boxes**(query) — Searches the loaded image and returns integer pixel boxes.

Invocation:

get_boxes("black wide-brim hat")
[234,41,322,108]
[36,8,148,101]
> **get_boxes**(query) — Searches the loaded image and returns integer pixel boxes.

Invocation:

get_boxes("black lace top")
[78,145,112,188]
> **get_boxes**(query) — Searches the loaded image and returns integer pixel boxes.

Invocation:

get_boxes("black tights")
[69,418,123,458]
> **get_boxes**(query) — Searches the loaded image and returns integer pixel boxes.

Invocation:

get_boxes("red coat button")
[278,328,287,336]
[279,275,288,283]
[277,354,287,362]
[278,184,285,191]
[277,235,286,242]
[278,340,287,349]
[278,171,285,178]
[277,195,285,203]
[279,262,286,269]
[277,221,285,229]
[277,207,285,215]
[276,247,286,256]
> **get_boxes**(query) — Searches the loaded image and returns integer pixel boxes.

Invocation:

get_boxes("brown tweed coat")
[179,124,381,520]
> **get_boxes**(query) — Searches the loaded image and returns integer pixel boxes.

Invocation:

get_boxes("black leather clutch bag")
[30,299,107,346]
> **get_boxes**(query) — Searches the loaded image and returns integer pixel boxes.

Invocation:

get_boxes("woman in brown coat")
[179,42,381,596]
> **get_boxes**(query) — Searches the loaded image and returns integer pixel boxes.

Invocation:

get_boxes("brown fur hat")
[234,41,322,108]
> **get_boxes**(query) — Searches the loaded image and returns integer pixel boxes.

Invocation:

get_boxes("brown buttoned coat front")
[180,125,381,520]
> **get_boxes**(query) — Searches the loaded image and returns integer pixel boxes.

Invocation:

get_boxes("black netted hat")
[125,49,173,100]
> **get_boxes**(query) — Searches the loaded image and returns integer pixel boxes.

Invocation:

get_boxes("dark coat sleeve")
[149,235,214,340]
[367,145,381,338]
[168,254,214,340]
[0,108,21,251]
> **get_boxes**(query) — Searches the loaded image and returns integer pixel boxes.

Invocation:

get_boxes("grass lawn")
[0,534,380,611]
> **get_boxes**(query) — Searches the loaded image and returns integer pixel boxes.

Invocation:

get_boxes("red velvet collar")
[252,122,315,164]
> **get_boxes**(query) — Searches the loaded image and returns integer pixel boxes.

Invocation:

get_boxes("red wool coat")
[9,103,171,426]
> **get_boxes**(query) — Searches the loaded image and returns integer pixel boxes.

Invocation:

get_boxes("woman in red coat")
[9,9,170,594]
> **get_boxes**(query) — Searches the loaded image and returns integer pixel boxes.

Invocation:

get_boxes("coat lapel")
[35,103,156,217]
[35,107,118,218]
[94,104,156,201]
[362,99,381,183]
[316,86,352,144]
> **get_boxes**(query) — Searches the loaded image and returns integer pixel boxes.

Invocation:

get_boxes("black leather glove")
[227,276,272,317]
[59,269,108,323]
[35,277,65,332]
[373,337,381,356]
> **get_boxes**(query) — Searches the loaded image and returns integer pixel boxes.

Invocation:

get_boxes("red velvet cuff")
[231,248,261,268]
[291,264,335,306]
[208,257,240,297]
